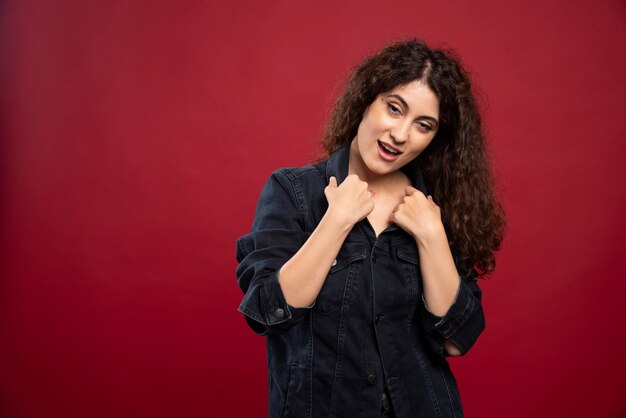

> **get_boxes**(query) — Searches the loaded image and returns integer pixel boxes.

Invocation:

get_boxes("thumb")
[328,176,338,188]
[405,186,418,196]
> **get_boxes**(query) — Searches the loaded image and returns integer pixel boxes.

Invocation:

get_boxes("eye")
[386,103,401,115]
[416,121,433,132]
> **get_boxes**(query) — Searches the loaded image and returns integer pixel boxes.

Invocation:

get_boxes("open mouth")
[378,140,402,156]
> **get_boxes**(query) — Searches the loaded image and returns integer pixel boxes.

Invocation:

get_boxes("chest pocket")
[396,240,422,305]
[313,241,367,314]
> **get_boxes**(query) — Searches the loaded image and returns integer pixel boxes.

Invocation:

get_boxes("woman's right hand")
[324,175,374,228]
[278,174,372,308]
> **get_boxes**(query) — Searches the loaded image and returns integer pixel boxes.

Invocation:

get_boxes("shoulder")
[257,160,329,231]
[273,160,326,182]
[266,159,328,193]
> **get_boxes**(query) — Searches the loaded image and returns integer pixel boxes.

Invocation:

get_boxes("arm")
[415,223,463,356]
[278,209,351,308]
[391,187,485,357]
[278,175,374,308]
[236,172,373,334]
[236,171,312,335]
[420,267,485,357]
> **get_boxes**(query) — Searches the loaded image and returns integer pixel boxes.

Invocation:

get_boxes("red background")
[2,1,625,417]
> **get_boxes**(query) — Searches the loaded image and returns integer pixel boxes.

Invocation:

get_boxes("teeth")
[380,141,400,154]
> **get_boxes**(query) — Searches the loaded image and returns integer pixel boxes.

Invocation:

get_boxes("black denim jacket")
[236,145,485,418]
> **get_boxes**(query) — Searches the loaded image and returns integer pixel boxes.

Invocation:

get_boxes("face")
[352,79,440,177]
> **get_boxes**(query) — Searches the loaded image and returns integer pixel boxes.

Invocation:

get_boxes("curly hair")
[322,39,505,277]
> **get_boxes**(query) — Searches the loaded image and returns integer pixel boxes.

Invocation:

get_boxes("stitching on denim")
[404,262,419,413]
[329,244,367,273]
[273,169,307,231]
[399,247,442,414]
[237,296,291,326]
[237,305,265,324]
[448,335,468,354]
[438,366,458,418]
[415,348,443,418]
[279,166,319,181]
[328,263,355,417]
[325,157,332,182]
[397,250,419,265]
[315,246,363,315]
[281,166,318,231]
[263,277,292,325]
[283,361,299,417]
[437,281,476,340]
[289,177,308,223]
[306,314,314,418]
[448,289,476,339]
[400,255,419,306]
[236,237,247,258]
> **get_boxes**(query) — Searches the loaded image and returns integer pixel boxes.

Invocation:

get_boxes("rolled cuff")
[420,277,485,356]
[238,270,313,335]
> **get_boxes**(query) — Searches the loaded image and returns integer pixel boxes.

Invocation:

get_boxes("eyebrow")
[386,93,440,128]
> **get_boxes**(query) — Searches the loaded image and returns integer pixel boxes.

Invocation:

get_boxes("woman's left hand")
[390,186,445,242]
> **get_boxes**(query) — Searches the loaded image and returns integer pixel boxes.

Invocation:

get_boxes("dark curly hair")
[322,39,505,277]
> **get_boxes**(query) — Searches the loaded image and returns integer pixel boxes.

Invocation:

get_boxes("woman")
[236,39,505,418]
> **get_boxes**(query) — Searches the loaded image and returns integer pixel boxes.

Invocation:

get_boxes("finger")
[405,186,419,196]
[328,176,337,188]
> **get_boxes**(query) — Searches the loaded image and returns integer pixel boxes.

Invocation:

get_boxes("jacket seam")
[439,366,458,418]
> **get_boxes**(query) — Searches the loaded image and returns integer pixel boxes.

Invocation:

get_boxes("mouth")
[377,140,402,160]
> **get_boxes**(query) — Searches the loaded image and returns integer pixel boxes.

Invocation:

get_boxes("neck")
[348,139,378,183]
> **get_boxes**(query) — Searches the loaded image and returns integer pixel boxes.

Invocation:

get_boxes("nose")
[390,120,411,144]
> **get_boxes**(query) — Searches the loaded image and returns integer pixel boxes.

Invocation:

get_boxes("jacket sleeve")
[235,169,314,336]
[419,250,486,357]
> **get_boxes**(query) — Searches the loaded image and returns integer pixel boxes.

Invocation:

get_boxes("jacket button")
[331,259,337,267]
[372,254,377,263]
[367,374,376,386]
[275,308,285,318]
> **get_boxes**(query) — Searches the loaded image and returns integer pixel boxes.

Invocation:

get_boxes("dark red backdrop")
[2,1,625,417]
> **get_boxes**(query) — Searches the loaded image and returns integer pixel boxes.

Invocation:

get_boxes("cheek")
[407,136,435,156]
[356,122,374,147]
[360,111,387,136]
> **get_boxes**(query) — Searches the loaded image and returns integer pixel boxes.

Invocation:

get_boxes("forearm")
[413,223,485,357]
[278,210,352,308]
[415,225,460,317]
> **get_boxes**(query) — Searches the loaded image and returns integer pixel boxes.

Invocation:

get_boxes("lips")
[377,140,402,161]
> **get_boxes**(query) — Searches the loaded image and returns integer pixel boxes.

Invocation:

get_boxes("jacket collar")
[324,143,429,195]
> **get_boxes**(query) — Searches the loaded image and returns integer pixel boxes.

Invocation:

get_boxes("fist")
[390,186,444,240]
[324,175,375,227]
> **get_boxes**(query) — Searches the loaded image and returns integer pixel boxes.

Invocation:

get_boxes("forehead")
[385,80,440,117]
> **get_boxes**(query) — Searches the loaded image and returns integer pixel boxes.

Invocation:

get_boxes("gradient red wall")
[2,1,625,417]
